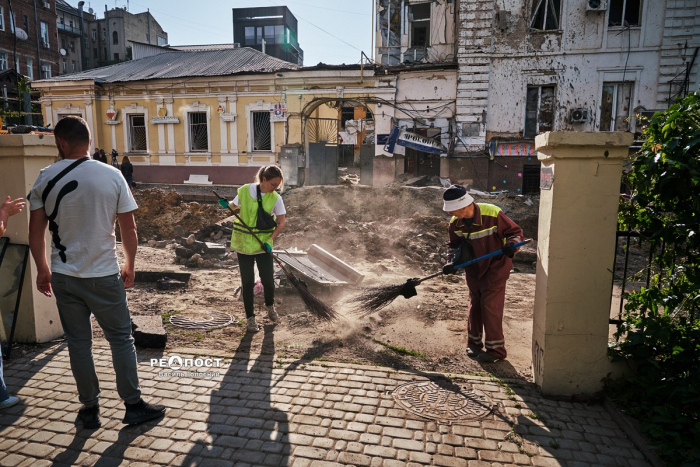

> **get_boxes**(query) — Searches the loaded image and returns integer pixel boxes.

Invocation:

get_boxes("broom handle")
[414,239,533,285]
[213,190,295,277]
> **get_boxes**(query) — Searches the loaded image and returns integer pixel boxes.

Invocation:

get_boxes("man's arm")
[117,211,138,288]
[29,208,53,297]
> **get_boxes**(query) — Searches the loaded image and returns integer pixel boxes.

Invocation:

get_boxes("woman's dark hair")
[255,165,285,191]
[122,156,130,164]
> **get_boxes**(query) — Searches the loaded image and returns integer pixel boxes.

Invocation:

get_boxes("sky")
[81,0,374,66]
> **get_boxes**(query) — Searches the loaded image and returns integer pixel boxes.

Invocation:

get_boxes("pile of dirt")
[280,185,539,276]
[130,188,230,241]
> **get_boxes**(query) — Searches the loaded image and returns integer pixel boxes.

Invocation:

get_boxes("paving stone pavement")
[0,337,655,467]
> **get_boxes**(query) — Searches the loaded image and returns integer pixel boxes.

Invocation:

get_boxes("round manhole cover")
[169,311,235,329]
[392,380,494,423]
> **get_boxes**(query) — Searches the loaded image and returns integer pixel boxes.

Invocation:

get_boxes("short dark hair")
[54,116,91,145]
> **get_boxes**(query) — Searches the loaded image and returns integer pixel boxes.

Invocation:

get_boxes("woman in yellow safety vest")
[223,165,286,332]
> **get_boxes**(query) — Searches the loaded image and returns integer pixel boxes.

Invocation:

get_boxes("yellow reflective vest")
[229,184,279,254]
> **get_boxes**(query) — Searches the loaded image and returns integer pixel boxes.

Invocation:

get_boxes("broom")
[350,239,533,314]
[214,190,339,321]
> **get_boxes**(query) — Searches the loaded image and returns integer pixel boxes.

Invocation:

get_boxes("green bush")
[610,92,700,465]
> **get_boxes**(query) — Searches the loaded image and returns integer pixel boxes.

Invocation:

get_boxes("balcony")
[58,23,81,36]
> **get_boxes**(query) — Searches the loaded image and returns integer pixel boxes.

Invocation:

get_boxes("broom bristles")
[289,276,339,321]
[349,283,407,314]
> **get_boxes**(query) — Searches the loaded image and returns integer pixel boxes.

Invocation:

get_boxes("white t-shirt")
[29,158,138,278]
[232,184,286,216]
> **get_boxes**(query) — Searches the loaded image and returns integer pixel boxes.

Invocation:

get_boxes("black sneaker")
[76,405,101,429]
[477,351,504,363]
[466,346,482,359]
[122,399,165,425]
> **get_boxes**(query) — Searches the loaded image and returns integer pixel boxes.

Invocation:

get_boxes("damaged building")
[375,0,699,193]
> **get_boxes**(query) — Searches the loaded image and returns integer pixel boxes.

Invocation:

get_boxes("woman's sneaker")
[267,305,279,322]
[247,316,259,331]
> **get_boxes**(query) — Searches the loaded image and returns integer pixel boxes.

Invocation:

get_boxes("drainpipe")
[33,0,42,76]
[147,8,150,43]
[78,1,86,70]
[105,5,110,63]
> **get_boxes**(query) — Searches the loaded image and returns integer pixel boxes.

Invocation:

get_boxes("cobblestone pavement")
[0,336,654,467]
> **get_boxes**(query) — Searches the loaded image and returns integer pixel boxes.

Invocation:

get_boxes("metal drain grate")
[169,311,235,329]
[392,380,494,423]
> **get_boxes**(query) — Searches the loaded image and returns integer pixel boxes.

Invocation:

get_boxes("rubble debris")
[131,316,167,348]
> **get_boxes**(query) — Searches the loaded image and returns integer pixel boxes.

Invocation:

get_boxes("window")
[26,59,33,80]
[188,112,209,151]
[252,111,271,151]
[62,59,67,72]
[71,61,76,72]
[41,64,51,79]
[530,0,561,30]
[157,35,167,46]
[600,82,634,131]
[0,53,7,71]
[85,58,90,68]
[524,85,555,138]
[102,29,106,40]
[114,53,119,61]
[70,41,75,51]
[245,26,255,45]
[410,3,431,47]
[264,25,275,44]
[112,31,118,45]
[40,21,49,47]
[0,7,4,31]
[23,15,29,35]
[256,27,263,45]
[61,38,66,49]
[91,29,96,40]
[609,0,641,27]
[128,114,147,152]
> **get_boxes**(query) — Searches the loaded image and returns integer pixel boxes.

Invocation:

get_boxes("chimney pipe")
[78,1,86,70]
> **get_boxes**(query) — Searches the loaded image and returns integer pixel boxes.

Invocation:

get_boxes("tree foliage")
[610,92,700,465]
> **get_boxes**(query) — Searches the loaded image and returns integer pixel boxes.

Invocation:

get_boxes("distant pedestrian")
[92,148,100,161]
[120,156,135,187]
[111,149,119,168]
[28,116,165,429]
[0,195,25,410]
[98,149,107,163]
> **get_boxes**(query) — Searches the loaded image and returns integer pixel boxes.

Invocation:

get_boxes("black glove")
[501,243,517,258]
[399,279,418,298]
[442,263,457,275]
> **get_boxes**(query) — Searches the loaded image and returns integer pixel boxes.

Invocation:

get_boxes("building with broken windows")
[376,0,698,194]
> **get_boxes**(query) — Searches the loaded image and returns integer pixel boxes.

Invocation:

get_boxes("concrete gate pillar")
[532,131,634,397]
[0,134,64,343]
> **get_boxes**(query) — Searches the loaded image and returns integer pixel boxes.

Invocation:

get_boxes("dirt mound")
[130,188,230,240]
[280,185,539,276]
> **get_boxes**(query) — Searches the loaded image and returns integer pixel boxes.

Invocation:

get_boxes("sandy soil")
[114,183,541,382]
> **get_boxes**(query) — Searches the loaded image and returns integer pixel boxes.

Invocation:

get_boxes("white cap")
[442,185,474,212]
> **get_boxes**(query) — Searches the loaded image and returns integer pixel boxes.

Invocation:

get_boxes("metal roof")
[36,47,300,83]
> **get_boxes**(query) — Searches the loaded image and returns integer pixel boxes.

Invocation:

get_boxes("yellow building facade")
[32,50,395,185]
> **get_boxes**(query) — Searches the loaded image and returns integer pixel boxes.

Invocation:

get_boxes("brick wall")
[455,0,494,150]
[0,0,59,79]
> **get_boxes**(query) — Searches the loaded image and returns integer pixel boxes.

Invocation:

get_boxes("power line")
[266,0,365,54]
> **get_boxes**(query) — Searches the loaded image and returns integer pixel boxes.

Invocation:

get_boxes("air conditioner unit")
[586,0,607,12]
[43,1,51,9]
[570,108,588,123]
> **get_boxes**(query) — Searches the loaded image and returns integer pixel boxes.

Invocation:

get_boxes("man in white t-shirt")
[28,116,165,430]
